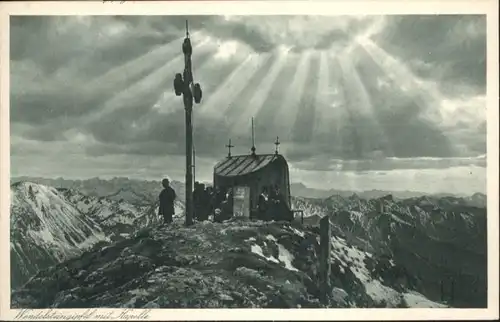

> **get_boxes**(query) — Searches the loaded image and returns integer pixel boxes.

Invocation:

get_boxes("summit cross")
[226,139,234,158]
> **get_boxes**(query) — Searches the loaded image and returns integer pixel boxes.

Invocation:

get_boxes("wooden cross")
[274,136,280,154]
[226,139,234,158]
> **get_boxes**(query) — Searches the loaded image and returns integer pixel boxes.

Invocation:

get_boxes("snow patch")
[290,227,305,238]
[250,244,279,263]
[277,244,299,272]
[403,291,448,308]
[129,288,150,296]
[365,279,402,306]
[349,211,364,223]
[389,213,411,226]
[265,235,277,242]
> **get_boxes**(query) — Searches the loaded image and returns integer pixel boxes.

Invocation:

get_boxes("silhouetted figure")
[267,185,279,221]
[158,178,176,224]
[269,185,293,222]
[214,188,234,223]
[214,187,226,210]
[197,183,210,221]
[193,182,203,221]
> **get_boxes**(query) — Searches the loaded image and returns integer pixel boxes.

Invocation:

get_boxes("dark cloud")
[372,15,486,96]
[211,18,276,52]
[292,155,486,172]
[83,107,237,160]
[10,40,214,127]
[352,42,485,159]
[110,15,276,52]
[10,15,185,82]
[343,85,455,159]
[315,29,352,50]
[315,16,377,50]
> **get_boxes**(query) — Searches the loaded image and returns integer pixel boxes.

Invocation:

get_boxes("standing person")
[158,178,176,225]
[197,183,208,221]
[214,187,226,210]
[193,182,202,221]
[215,188,234,223]
[267,185,280,221]
[271,186,293,222]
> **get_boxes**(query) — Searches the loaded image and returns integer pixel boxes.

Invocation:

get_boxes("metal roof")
[214,154,284,177]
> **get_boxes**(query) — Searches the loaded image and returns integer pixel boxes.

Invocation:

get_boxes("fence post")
[450,277,455,305]
[319,215,331,305]
[440,279,444,302]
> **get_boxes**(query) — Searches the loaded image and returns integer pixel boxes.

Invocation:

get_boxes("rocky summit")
[10,179,486,308]
[12,219,446,309]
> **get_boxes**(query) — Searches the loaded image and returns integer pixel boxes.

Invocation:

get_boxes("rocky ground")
[11,218,446,309]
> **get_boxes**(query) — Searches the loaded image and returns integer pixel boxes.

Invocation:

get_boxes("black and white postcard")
[0,1,498,320]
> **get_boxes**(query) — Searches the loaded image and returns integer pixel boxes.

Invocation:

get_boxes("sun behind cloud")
[9,15,487,195]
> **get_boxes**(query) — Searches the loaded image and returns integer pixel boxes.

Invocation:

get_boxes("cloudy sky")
[10,15,487,195]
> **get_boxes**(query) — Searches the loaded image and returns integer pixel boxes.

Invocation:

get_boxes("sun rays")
[275,50,314,141]
[199,53,272,118]
[85,36,457,159]
[312,52,344,154]
[80,37,214,126]
[82,32,204,97]
[51,15,484,166]
[337,51,394,157]
[312,52,331,139]
[357,38,444,122]
[230,48,290,135]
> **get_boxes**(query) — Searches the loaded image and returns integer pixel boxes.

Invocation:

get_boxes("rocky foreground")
[12,219,446,309]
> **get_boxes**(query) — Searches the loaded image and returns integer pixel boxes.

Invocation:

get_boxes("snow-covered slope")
[10,182,108,288]
[11,220,446,308]
[11,182,186,289]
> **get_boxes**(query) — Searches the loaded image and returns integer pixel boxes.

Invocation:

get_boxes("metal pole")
[193,146,196,186]
[184,97,194,226]
[172,20,203,226]
[319,215,331,305]
[173,20,202,227]
[192,109,196,186]
[184,23,194,227]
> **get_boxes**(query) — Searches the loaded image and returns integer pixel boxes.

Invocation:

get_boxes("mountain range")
[9,178,487,308]
[11,177,487,207]
[292,193,487,308]
[11,176,186,205]
[290,182,487,206]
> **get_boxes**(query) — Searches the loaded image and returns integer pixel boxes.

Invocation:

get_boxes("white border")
[0,1,498,320]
